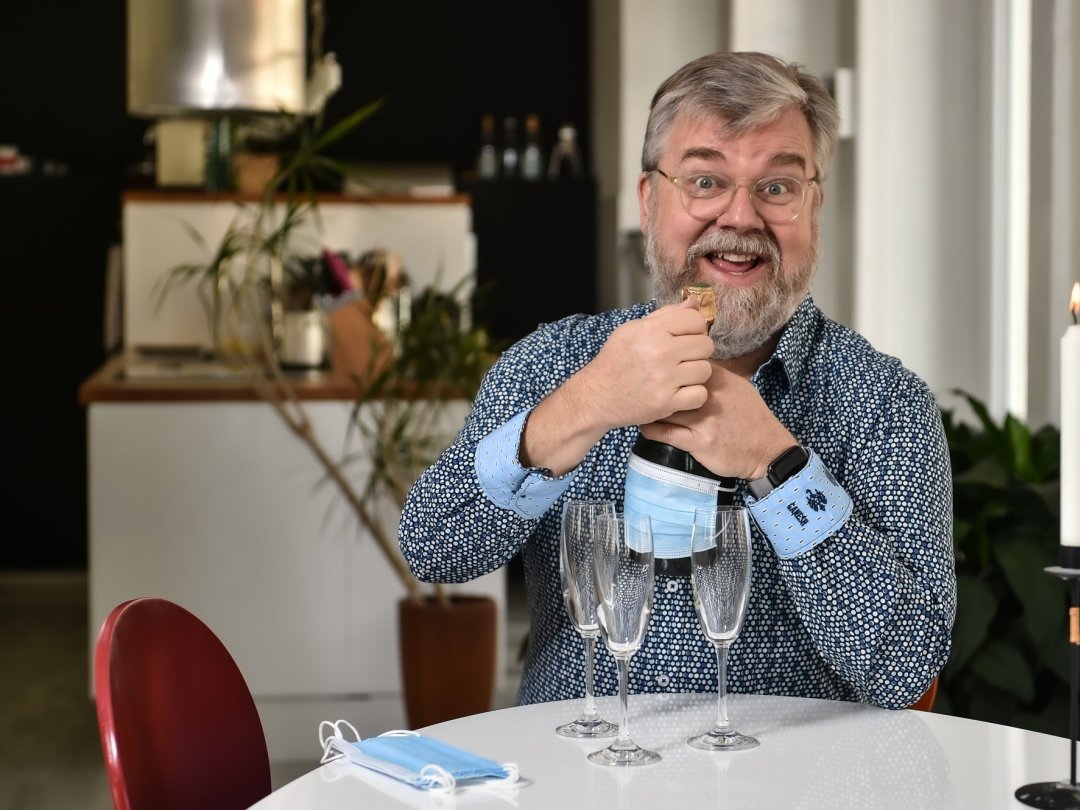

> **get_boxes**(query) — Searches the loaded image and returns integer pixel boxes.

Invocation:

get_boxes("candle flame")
[1073,282,1080,323]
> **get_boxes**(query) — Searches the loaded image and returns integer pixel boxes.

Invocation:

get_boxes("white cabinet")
[86,390,504,761]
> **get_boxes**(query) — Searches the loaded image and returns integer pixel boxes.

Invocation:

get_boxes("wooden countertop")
[80,354,363,404]
[122,189,472,206]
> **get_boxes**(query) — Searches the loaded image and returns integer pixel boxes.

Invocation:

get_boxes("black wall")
[0,2,592,569]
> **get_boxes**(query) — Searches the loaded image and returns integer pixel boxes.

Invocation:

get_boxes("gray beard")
[645,220,819,359]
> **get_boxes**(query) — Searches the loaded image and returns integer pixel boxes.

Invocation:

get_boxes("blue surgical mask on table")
[624,437,737,559]
[319,720,520,795]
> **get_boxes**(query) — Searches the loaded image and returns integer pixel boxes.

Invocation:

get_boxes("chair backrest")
[94,597,272,810]
[908,675,939,712]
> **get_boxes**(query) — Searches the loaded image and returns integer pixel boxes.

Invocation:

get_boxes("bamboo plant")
[159,101,499,605]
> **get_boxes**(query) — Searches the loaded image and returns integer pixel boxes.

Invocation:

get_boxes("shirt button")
[656,674,670,688]
[665,579,680,594]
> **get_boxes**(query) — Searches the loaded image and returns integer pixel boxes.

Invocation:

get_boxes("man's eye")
[689,174,725,194]
[760,179,793,198]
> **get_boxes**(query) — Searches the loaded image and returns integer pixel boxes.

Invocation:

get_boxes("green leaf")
[994,536,1066,652]
[310,98,385,152]
[955,389,1003,446]
[945,574,995,676]
[969,639,1035,703]
[1002,414,1037,481]
[954,456,1008,487]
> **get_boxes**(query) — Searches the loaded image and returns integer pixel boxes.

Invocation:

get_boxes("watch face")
[769,445,809,485]
[750,445,809,499]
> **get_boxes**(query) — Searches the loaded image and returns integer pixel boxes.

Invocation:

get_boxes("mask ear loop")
[319,718,361,764]
[417,764,456,793]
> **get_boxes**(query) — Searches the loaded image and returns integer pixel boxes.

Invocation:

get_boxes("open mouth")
[706,250,762,275]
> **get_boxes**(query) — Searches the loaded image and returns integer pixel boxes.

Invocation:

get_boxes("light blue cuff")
[746,450,851,559]
[475,410,575,519]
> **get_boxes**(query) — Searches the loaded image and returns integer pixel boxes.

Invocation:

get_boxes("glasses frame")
[653,168,817,224]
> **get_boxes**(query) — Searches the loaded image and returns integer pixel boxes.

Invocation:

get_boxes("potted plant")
[343,280,503,727]
[160,100,507,728]
[230,115,294,196]
[936,390,1069,736]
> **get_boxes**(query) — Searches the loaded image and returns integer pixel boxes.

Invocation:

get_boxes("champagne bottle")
[477,114,498,180]
[521,114,543,180]
[501,116,519,179]
[626,282,735,577]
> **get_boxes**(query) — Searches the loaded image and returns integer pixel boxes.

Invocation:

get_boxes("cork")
[681,283,715,330]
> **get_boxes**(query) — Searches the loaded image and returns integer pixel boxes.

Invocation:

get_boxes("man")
[399,51,955,710]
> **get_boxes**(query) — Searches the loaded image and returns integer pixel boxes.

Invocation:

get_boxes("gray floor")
[0,569,528,810]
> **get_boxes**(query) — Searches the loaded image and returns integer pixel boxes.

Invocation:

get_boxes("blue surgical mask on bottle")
[624,437,738,564]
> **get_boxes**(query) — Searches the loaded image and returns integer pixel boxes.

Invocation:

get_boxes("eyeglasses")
[653,168,817,224]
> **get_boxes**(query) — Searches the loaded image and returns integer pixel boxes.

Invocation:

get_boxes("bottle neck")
[631,436,737,504]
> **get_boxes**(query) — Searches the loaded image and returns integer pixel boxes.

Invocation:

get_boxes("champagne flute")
[556,499,617,738]
[687,505,759,751]
[588,511,661,766]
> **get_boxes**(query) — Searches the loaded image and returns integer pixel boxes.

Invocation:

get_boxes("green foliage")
[265,99,385,205]
[936,389,1069,735]
[345,279,504,509]
[158,100,384,356]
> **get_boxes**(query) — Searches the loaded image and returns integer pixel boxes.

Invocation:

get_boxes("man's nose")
[715,184,764,230]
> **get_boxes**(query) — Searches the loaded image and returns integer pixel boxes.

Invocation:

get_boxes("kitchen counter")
[79,354,361,403]
[82,352,504,761]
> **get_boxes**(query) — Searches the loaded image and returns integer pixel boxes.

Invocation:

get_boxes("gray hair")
[641,51,840,184]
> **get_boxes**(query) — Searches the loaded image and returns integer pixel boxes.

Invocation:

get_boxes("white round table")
[248,692,1074,809]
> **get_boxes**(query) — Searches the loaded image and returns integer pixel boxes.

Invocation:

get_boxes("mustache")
[686,230,782,268]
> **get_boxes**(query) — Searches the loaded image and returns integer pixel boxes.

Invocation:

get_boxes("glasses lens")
[678,174,807,224]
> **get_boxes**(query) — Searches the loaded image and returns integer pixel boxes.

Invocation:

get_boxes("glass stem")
[714,641,733,733]
[615,655,632,747]
[582,633,598,717]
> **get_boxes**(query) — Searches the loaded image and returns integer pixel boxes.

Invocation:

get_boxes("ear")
[637,171,653,233]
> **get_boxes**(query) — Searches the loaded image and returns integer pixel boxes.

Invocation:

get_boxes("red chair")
[908,675,939,712]
[93,597,272,810]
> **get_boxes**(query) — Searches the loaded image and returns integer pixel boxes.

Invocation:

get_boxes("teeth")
[720,252,755,263]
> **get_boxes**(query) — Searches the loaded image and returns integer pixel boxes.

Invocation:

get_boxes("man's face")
[638,107,822,359]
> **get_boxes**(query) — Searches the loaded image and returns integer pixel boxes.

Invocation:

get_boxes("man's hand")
[577,298,714,430]
[520,299,713,475]
[639,362,796,480]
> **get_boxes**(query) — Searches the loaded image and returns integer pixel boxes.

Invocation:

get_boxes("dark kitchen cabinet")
[460,178,597,349]
[1,172,117,568]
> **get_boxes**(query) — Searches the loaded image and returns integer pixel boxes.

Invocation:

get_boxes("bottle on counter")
[521,114,543,180]
[501,116,519,179]
[547,122,583,180]
[204,115,232,192]
[477,114,498,180]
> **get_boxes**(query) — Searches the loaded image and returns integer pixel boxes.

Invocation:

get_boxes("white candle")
[1062,282,1080,548]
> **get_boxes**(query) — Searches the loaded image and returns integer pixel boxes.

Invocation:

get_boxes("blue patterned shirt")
[399,295,956,710]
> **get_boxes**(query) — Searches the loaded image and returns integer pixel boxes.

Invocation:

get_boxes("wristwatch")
[747,445,810,499]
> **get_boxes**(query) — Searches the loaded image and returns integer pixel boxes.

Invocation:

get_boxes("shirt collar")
[644,292,822,392]
[752,293,821,392]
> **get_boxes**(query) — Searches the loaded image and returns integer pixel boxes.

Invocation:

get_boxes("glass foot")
[587,742,662,766]
[687,728,760,751]
[556,714,617,738]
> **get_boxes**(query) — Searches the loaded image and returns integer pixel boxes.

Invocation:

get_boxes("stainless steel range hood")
[127,0,306,116]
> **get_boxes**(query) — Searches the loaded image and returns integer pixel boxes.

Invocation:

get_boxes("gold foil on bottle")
[681,283,715,330]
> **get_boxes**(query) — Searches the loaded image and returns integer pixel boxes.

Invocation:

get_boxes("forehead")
[664,107,815,174]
